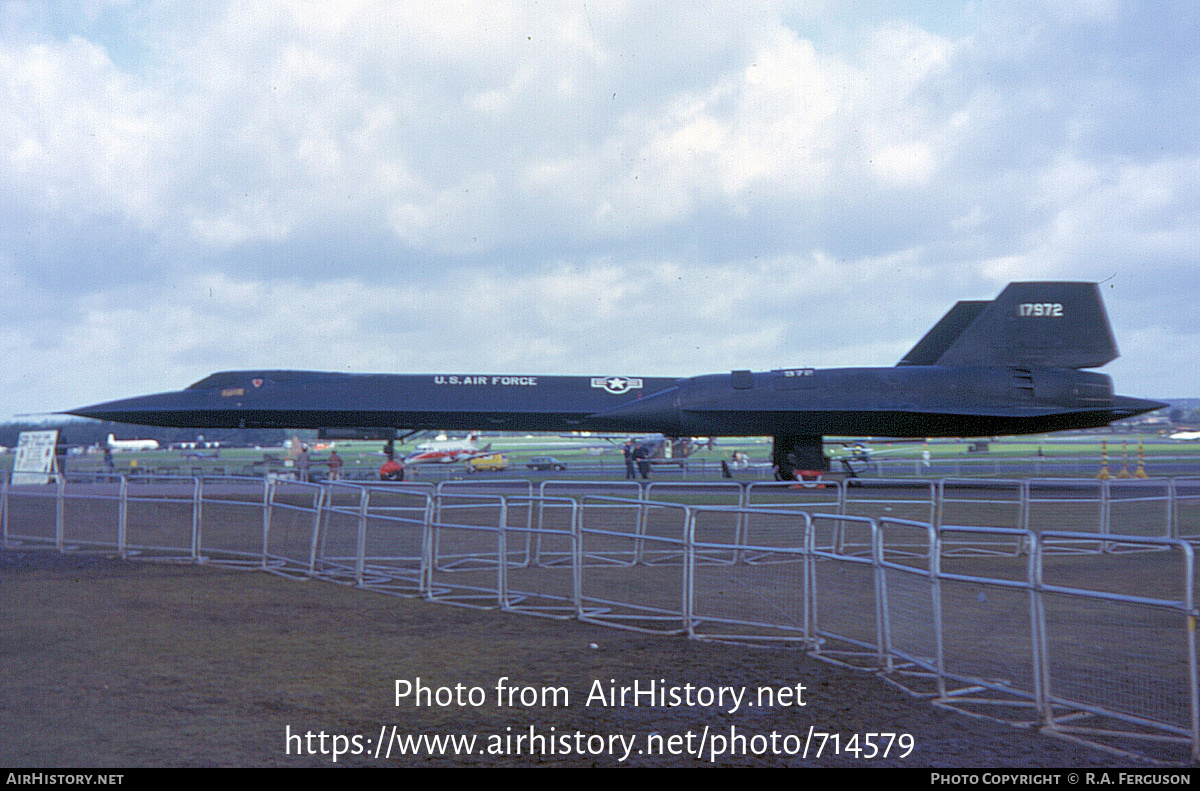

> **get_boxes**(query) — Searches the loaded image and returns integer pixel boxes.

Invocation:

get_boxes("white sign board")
[12,430,59,485]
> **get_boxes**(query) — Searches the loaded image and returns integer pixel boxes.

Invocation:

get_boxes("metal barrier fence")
[4,473,1199,764]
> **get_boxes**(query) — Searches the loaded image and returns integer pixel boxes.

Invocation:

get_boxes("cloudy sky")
[2,0,1197,421]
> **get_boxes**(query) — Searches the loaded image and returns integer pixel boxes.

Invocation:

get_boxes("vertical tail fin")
[899,282,1118,369]
[898,300,990,366]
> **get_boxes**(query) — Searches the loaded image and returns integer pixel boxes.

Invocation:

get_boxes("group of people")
[623,440,652,480]
[293,446,344,482]
[299,440,668,482]
[294,441,409,482]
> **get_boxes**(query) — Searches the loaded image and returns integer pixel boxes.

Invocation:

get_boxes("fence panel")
[808,514,883,668]
[938,479,1024,532]
[1105,479,1172,540]
[123,478,200,560]
[875,518,938,683]
[932,526,1041,724]
[425,493,504,608]
[262,479,323,578]
[1037,532,1198,762]
[1177,478,1200,540]
[357,486,430,595]
[645,481,743,507]
[843,479,935,525]
[502,496,579,619]
[198,479,268,565]
[687,506,811,644]
[314,483,369,584]
[1026,479,1103,536]
[3,482,61,547]
[431,492,506,573]
[577,497,688,633]
[645,482,744,564]
[576,495,643,566]
[61,480,122,550]
[744,480,842,517]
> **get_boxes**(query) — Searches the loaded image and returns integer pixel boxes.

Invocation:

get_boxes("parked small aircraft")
[402,434,493,465]
[106,433,159,452]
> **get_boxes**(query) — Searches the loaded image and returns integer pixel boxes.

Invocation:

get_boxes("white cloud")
[0,35,169,226]
[0,0,1196,418]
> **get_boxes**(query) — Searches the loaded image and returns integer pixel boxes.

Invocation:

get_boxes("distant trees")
[1168,406,1200,427]
[0,420,289,449]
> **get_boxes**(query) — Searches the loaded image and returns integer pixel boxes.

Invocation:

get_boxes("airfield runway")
[2,477,1193,767]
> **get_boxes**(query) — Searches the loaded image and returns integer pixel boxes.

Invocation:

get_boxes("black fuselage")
[68,365,1157,439]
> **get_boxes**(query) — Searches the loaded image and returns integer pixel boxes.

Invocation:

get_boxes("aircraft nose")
[66,390,194,425]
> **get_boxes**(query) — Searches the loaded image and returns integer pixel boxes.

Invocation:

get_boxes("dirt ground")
[1,548,1175,769]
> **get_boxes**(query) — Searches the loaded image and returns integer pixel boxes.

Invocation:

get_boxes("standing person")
[54,433,68,480]
[633,444,651,480]
[327,450,343,481]
[297,445,311,482]
[623,441,636,480]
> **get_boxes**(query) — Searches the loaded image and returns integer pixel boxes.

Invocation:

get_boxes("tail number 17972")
[1018,302,1063,317]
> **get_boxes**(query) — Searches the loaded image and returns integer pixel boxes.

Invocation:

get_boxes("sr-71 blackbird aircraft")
[68,282,1164,479]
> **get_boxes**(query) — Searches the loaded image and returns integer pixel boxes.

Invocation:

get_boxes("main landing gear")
[772,435,829,482]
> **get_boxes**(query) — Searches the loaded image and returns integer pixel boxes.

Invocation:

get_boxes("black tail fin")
[897,300,991,366]
[898,282,1118,369]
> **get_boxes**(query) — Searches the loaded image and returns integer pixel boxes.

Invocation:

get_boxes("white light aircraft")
[1169,430,1200,441]
[403,434,492,465]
